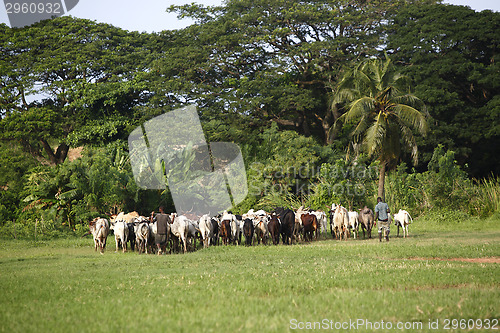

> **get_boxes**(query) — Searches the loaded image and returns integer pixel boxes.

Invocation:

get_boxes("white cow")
[393,210,413,238]
[293,206,308,241]
[171,216,189,253]
[312,210,328,236]
[199,214,213,248]
[332,205,349,240]
[347,211,359,239]
[111,220,129,253]
[90,218,109,254]
[253,214,269,245]
[186,218,199,251]
[134,216,152,254]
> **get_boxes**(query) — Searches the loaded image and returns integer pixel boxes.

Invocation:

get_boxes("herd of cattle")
[88,205,413,254]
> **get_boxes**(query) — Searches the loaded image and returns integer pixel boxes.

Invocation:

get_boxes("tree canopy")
[0,17,158,164]
[386,3,500,176]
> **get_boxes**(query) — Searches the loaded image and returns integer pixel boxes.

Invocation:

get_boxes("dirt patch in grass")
[407,257,500,264]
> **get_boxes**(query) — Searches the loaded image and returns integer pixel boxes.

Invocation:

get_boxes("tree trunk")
[40,139,69,165]
[326,104,341,144]
[54,143,70,164]
[378,161,386,201]
[314,110,334,145]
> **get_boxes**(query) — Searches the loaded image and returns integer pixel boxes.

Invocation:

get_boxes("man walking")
[154,206,170,254]
[374,197,391,242]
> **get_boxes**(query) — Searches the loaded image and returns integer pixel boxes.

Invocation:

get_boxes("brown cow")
[220,219,232,245]
[110,211,139,224]
[301,213,318,242]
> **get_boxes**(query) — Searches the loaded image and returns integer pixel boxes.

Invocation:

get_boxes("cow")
[126,222,137,251]
[186,218,199,251]
[301,213,318,242]
[236,215,244,245]
[230,217,241,246]
[293,206,308,242]
[312,210,328,237]
[358,206,375,239]
[89,218,109,254]
[111,220,129,252]
[329,204,336,238]
[347,211,359,239]
[267,214,281,245]
[170,216,189,253]
[332,205,349,240]
[274,207,295,245]
[219,219,231,246]
[254,214,269,245]
[242,218,254,246]
[221,211,240,245]
[211,217,220,246]
[134,217,152,254]
[111,211,139,224]
[199,214,213,248]
[393,209,413,238]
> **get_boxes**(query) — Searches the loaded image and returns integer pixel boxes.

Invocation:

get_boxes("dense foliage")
[0,1,498,237]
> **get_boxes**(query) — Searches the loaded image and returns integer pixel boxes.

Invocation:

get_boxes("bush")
[306,157,378,211]
[19,143,147,231]
[0,217,77,240]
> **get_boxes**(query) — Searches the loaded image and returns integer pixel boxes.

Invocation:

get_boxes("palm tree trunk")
[378,161,386,201]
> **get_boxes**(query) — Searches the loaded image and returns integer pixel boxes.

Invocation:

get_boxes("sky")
[1,0,499,32]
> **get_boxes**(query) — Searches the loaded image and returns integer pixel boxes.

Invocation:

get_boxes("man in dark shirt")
[155,206,170,254]
[374,197,391,242]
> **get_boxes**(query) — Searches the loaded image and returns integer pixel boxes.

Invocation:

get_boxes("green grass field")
[0,216,499,333]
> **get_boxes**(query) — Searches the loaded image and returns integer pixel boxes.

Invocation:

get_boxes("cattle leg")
[182,238,187,253]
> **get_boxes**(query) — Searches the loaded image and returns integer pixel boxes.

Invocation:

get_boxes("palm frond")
[394,104,429,136]
[397,119,419,165]
[393,94,427,112]
[328,116,344,143]
[332,88,359,105]
[354,63,375,95]
[351,115,370,138]
[363,112,387,157]
[344,97,375,124]
[393,73,411,91]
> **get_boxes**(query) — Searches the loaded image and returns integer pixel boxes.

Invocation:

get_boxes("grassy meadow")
[0,216,499,333]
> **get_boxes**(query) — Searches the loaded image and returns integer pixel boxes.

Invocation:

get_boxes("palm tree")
[330,55,428,200]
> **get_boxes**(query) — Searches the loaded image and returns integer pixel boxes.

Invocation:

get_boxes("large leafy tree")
[0,17,157,165]
[163,0,436,142]
[332,55,428,199]
[385,4,500,177]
